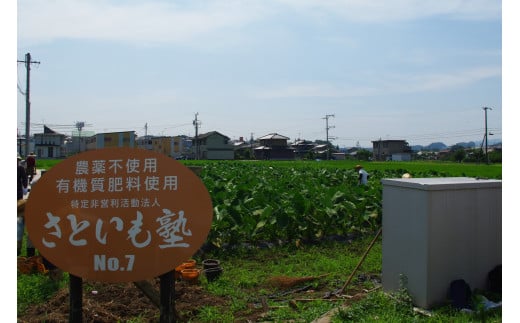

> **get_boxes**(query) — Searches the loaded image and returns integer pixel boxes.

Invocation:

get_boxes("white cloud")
[397,66,502,93]
[18,0,500,47]
[18,0,270,46]
[253,83,377,99]
[275,0,500,22]
[252,65,501,99]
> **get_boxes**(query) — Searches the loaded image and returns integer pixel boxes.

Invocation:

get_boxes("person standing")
[355,164,369,185]
[26,152,36,182]
[17,156,28,256]
[17,156,28,200]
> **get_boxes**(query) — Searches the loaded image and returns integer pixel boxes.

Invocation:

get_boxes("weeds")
[17,272,66,314]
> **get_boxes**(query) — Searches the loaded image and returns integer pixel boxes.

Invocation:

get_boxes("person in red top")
[26,152,36,181]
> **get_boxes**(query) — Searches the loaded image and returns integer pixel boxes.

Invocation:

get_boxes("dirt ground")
[18,278,236,322]
[18,275,374,323]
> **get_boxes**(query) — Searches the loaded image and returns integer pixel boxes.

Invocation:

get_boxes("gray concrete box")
[381,177,501,309]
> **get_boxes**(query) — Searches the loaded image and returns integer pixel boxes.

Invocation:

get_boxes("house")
[291,140,316,159]
[372,139,412,161]
[312,144,330,159]
[391,153,412,161]
[192,131,234,160]
[85,131,137,150]
[331,153,346,160]
[150,136,173,156]
[17,134,35,157]
[171,135,193,159]
[136,135,154,151]
[67,130,95,154]
[232,136,255,160]
[254,133,295,160]
[33,125,67,158]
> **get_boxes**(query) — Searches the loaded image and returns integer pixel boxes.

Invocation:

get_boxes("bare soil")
[17,276,374,322]
[18,278,232,322]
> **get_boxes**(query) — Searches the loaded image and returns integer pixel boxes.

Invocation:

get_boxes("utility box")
[381,177,501,309]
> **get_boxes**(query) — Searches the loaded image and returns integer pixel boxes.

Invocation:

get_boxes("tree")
[489,149,502,163]
[452,148,466,163]
[305,151,316,160]
[356,149,371,161]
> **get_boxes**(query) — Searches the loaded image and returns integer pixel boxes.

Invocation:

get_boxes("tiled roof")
[196,131,230,140]
[258,133,289,140]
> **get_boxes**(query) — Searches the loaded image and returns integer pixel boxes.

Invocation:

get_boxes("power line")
[17,83,26,95]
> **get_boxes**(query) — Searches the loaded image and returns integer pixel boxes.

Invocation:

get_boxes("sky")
[11,0,505,148]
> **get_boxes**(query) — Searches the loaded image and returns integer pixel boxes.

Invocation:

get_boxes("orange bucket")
[181,268,200,281]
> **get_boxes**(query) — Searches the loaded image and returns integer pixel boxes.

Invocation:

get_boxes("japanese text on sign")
[55,158,178,194]
[41,208,192,250]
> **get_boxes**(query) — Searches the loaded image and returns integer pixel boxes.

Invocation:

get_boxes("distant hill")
[344,138,501,152]
[453,141,476,148]
[411,139,501,151]
[411,142,447,151]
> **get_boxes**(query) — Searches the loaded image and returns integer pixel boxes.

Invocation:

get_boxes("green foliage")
[196,306,235,322]
[17,272,67,314]
[197,161,383,248]
[333,273,502,323]
[32,158,63,170]
[452,148,467,163]
[198,238,382,322]
[355,149,372,161]
[334,291,412,322]
[186,160,501,249]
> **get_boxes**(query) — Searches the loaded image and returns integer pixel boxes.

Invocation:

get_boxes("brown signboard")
[25,147,213,282]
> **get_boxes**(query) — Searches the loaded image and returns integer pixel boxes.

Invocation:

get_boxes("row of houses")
[17,126,413,161]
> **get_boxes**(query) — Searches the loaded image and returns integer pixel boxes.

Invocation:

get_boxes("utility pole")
[75,121,85,153]
[18,53,40,157]
[250,132,254,159]
[193,113,201,159]
[323,114,335,160]
[377,137,382,161]
[483,107,492,164]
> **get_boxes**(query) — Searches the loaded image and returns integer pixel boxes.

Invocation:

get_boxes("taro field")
[183,160,502,249]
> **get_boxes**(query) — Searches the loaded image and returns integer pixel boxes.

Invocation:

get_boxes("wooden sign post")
[25,148,214,322]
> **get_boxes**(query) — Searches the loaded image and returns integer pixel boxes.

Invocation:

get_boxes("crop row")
[193,161,437,249]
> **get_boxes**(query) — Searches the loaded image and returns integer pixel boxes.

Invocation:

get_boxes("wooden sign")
[25,148,213,282]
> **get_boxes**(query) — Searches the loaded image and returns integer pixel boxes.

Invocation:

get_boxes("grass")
[332,291,502,322]
[187,236,385,322]
[17,272,67,314]
[17,234,502,322]
[31,158,64,170]
[196,239,500,322]
[36,155,502,179]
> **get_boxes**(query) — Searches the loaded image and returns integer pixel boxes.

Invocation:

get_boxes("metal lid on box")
[381,177,502,191]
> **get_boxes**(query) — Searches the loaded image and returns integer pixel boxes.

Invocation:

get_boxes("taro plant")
[195,160,497,249]
[199,162,383,248]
